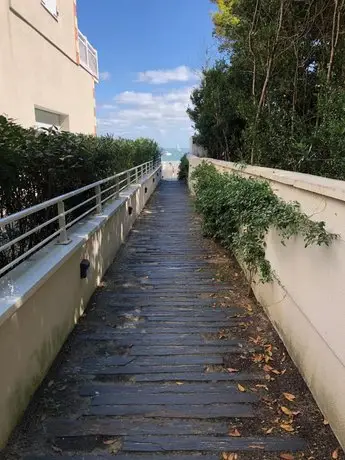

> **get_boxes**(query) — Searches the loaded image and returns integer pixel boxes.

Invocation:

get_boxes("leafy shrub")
[178,154,189,180]
[192,163,336,282]
[0,116,160,274]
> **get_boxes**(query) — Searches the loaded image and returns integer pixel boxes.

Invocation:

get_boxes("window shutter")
[42,0,57,16]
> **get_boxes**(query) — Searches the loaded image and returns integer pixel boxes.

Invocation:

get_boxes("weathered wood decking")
[4,180,306,459]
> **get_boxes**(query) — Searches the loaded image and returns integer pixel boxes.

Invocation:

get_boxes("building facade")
[0,0,98,134]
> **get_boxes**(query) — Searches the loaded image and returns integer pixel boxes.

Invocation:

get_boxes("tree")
[188,0,345,179]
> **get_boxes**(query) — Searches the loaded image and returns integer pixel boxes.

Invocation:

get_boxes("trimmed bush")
[0,116,160,274]
[178,154,189,180]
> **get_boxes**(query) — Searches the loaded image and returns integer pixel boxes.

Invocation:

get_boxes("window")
[41,0,58,17]
[35,108,69,131]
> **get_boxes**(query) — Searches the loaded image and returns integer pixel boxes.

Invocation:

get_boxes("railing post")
[95,184,102,214]
[135,166,139,183]
[127,171,131,187]
[57,201,69,244]
[116,176,120,197]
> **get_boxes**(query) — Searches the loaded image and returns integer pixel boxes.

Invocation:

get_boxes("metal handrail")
[0,160,160,276]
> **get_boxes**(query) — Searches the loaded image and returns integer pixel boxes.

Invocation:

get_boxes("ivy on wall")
[191,162,336,282]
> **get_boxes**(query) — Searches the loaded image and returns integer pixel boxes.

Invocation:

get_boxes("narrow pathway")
[5,180,306,459]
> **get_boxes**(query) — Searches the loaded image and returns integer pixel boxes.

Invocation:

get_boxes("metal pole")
[116,176,120,197]
[95,184,102,214]
[127,170,131,186]
[57,201,68,244]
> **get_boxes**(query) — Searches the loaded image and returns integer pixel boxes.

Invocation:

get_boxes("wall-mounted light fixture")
[80,259,90,279]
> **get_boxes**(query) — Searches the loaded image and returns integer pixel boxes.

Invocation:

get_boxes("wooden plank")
[79,382,244,396]
[122,435,306,452]
[77,334,236,345]
[85,355,223,366]
[66,365,205,375]
[25,454,220,460]
[87,403,254,418]
[45,418,229,437]
[132,372,263,382]
[129,345,245,356]
[91,391,257,405]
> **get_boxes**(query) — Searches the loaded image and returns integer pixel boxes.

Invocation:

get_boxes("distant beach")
[161,147,188,162]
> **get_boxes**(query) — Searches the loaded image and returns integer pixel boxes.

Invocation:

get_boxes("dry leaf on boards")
[280,423,294,432]
[332,448,340,459]
[229,428,241,437]
[283,392,296,402]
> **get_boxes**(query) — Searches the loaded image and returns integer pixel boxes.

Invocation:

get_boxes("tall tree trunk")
[251,0,285,165]
[291,43,299,136]
[249,0,261,99]
[327,0,344,84]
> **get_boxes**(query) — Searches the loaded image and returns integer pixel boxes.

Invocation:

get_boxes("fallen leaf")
[332,448,340,459]
[283,392,296,402]
[52,445,62,454]
[48,380,54,388]
[280,423,294,432]
[237,384,246,392]
[222,453,238,460]
[103,439,117,445]
[249,336,262,345]
[263,365,273,373]
[280,454,294,460]
[256,384,269,391]
[176,382,184,385]
[323,418,329,425]
[229,428,241,437]
[107,439,122,454]
[272,369,281,375]
[252,354,264,363]
[264,427,274,434]
[280,406,293,416]
[227,368,239,373]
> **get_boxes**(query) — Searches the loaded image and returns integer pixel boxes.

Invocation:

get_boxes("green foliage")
[188,0,345,180]
[192,163,336,282]
[0,116,160,272]
[178,154,189,181]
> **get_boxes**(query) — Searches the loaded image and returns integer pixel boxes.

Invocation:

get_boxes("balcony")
[78,30,99,80]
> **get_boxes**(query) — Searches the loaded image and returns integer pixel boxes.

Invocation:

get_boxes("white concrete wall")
[0,167,161,448]
[189,137,208,157]
[0,0,96,134]
[188,155,345,449]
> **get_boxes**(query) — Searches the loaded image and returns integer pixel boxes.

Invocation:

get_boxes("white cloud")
[137,66,199,85]
[99,71,111,81]
[115,92,155,106]
[97,86,197,145]
[99,104,117,110]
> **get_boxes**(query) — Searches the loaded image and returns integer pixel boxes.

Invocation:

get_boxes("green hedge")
[0,116,160,274]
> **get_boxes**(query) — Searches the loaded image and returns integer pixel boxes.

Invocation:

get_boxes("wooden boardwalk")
[5,180,306,459]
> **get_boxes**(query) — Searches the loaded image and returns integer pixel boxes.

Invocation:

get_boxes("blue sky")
[77,0,217,148]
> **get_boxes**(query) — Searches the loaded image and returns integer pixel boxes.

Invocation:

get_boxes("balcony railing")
[78,30,99,80]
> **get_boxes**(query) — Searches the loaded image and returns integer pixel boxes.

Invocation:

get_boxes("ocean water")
[161,147,189,162]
